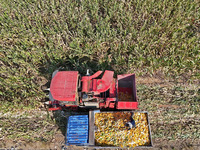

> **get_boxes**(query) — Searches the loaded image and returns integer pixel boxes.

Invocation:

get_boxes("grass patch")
[137,83,200,140]
[0,0,199,105]
[0,82,199,144]
[0,0,199,146]
[0,112,56,142]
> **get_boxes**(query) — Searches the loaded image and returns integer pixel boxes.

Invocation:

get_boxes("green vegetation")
[137,83,200,140]
[0,0,199,106]
[0,82,199,144]
[0,113,57,142]
[0,0,199,147]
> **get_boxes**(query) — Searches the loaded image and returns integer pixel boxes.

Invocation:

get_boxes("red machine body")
[48,70,138,110]
[50,71,78,102]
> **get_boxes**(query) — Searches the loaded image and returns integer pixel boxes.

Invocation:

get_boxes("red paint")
[116,101,138,109]
[50,71,78,101]
[49,70,138,110]
[49,107,62,111]
[81,70,114,94]
[94,70,114,93]
[81,71,103,93]
[116,73,138,109]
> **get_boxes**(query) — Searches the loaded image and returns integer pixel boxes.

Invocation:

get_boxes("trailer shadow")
[52,109,89,136]
[39,57,116,147]
[52,110,68,136]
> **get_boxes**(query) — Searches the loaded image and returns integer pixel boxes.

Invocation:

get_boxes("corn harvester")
[47,70,138,110]
[46,70,152,148]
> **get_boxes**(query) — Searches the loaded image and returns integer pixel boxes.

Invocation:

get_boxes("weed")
[0,0,199,145]
[0,0,199,106]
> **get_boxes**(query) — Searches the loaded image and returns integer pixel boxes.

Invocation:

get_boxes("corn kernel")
[94,112,150,148]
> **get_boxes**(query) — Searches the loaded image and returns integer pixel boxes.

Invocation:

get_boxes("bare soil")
[1,77,199,150]
[1,138,200,150]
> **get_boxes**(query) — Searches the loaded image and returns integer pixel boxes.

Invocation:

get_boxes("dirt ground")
[1,138,200,150]
[0,76,199,150]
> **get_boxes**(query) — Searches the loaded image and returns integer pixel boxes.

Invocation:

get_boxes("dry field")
[0,0,199,149]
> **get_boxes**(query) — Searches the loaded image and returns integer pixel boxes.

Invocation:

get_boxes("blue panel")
[66,115,89,145]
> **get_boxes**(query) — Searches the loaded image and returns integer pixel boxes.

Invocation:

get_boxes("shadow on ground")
[52,109,89,145]
[39,57,115,139]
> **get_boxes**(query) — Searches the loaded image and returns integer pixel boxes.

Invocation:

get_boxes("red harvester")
[48,70,138,111]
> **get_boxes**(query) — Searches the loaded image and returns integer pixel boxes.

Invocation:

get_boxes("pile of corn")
[94,112,150,148]
[118,92,132,101]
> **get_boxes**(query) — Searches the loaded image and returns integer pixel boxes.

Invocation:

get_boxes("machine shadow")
[38,56,116,82]
[39,57,115,138]
[52,109,89,137]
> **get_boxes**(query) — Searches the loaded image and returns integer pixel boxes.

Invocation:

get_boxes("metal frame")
[88,110,153,148]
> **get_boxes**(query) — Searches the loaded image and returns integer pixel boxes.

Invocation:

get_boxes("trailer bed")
[66,110,153,148]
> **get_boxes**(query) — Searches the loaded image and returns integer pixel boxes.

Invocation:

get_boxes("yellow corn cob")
[94,112,150,148]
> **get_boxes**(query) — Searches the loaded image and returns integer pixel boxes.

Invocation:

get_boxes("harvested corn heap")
[118,92,132,101]
[94,112,150,148]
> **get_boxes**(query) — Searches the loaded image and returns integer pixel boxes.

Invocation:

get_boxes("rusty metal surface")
[89,110,95,145]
